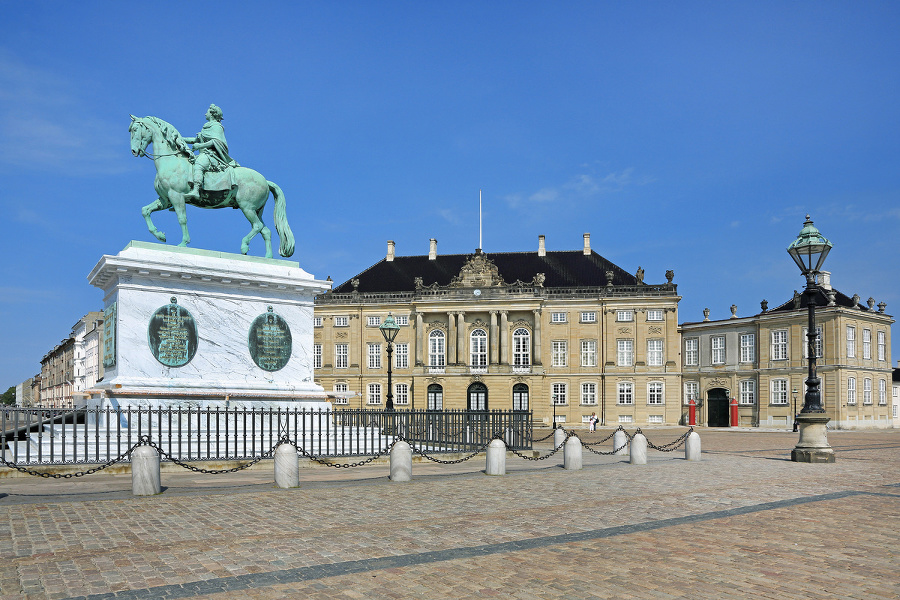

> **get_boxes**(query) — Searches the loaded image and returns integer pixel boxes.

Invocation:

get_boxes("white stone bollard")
[563,435,583,470]
[131,445,161,496]
[504,427,515,447]
[274,443,300,488]
[630,433,648,465]
[553,427,566,449]
[685,431,701,461]
[486,439,506,475]
[613,430,628,456]
[390,440,412,482]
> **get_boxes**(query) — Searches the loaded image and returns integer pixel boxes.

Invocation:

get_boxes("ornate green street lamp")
[786,215,835,462]
[379,313,400,411]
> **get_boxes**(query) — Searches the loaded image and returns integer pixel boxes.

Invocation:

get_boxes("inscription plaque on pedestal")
[102,302,117,369]
[248,306,292,371]
[148,297,198,367]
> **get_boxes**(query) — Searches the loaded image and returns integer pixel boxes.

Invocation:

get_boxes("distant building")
[892,362,900,428]
[15,377,36,407]
[680,272,894,429]
[314,235,682,427]
[38,311,103,409]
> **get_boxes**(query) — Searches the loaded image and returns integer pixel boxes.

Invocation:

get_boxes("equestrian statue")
[129,104,295,258]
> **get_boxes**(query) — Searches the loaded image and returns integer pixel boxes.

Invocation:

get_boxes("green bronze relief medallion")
[148,297,199,367]
[248,306,292,371]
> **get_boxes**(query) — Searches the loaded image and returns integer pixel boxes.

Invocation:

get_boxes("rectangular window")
[863,378,872,404]
[552,383,567,405]
[647,382,664,405]
[313,316,323,327]
[740,334,755,363]
[617,382,634,405]
[334,344,348,369]
[803,327,823,359]
[617,310,633,322]
[877,331,886,361]
[334,316,348,327]
[647,339,663,367]
[552,341,568,367]
[395,343,409,369]
[429,333,446,368]
[581,311,596,323]
[740,380,755,405]
[395,315,409,326]
[847,377,856,404]
[581,340,597,367]
[771,330,788,361]
[367,383,381,405]
[313,344,322,369]
[847,326,856,358]
[711,336,726,364]
[395,383,409,406]
[879,379,887,405]
[513,330,530,367]
[646,309,663,321]
[367,343,382,369]
[771,379,788,405]
[648,415,664,424]
[684,338,698,366]
[862,329,871,360]
[551,312,567,323]
[581,382,597,405]
[334,382,348,393]
[617,339,634,367]
[367,316,381,327]
[684,381,698,405]
[618,415,633,424]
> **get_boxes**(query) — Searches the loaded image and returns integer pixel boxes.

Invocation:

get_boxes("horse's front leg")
[141,198,167,242]
[170,194,191,247]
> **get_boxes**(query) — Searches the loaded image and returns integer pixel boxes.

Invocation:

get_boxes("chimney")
[583,233,591,255]
[386,240,395,262]
[818,271,831,290]
[538,235,546,257]
[428,238,437,260]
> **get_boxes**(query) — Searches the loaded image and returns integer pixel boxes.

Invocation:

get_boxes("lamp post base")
[791,412,835,463]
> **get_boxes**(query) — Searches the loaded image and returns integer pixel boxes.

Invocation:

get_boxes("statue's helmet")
[208,104,223,121]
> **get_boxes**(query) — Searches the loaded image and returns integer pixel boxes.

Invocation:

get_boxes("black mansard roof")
[767,286,880,314]
[330,249,641,294]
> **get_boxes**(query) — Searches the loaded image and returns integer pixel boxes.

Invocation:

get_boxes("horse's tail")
[268,181,295,258]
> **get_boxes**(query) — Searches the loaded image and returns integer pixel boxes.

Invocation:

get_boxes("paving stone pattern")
[1,428,898,599]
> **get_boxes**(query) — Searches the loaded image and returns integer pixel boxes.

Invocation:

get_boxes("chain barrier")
[0,439,144,479]
[532,430,557,442]
[641,427,693,452]
[402,434,501,464]
[145,436,284,474]
[507,434,568,461]
[289,436,397,469]
[579,425,631,447]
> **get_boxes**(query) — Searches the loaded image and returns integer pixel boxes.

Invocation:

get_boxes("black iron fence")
[1,407,532,466]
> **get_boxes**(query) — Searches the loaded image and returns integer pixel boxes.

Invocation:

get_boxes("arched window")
[428,330,445,367]
[468,382,488,411]
[513,328,530,367]
[512,383,529,411]
[470,328,487,367]
[427,384,443,410]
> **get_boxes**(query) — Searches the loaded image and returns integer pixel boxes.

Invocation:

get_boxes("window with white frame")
[617,382,634,405]
[333,383,349,404]
[803,327,823,359]
[877,331,886,361]
[771,379,788,405]
[313,344,322,369]
[878,379,887,405]
[552,383,567,405]
[581,340,597,367]
[647,309,663,321]
[551,312,567,323]
[771,330,788,361]
[863,378,872,404]
[684,381,698,405]
[313,316,323,327]
[429,330,445,367]
[618,415,634,424]
[367,383,381,405]
[395,343,409,369]
[739,380,755,405]
[367,315,381,327]
[395,315,409,326]
[394,383,409,405]
[513,328,530,367]
[684,338,698,366]
[334,315,348,327]
[847,377,856,405]
[862,329,871,360]
[334,382,348,393]
[648,415,664,424]
[581,382,597,405]
[367,343,382,369]
[847,326,856,358]
[470,329,488,367]
[617,310,633,322]
[648,382,664,405]
[335,344,348,369]
[647,339,663,367]
[552,341,568,367]
[617,339,634,366]
[581,311,596,323]
[740,334,755,363]
[711,336,726,364]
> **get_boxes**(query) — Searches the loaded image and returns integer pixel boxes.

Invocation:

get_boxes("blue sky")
[1,1,898,387]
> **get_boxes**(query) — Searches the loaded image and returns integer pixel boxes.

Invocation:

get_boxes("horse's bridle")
[131,119,189,159]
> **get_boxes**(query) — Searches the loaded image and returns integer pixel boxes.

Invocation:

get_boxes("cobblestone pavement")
[1,428,898,599]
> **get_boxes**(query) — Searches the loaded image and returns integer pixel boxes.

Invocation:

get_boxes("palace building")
[313,234,682,427]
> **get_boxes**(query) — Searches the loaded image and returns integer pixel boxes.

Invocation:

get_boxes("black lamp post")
[786,215,835,463]
[552,399,557,429]
[379,313,400,411]
[792,387,799,432]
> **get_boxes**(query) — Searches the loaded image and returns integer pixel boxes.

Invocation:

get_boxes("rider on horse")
[182,104,238,202]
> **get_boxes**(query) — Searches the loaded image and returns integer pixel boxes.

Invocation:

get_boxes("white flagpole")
[479,189,483,251]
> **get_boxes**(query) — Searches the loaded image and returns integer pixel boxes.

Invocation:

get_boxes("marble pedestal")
[791,412,835,463]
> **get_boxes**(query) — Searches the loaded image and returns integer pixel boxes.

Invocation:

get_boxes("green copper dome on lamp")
[787,215,833,275]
